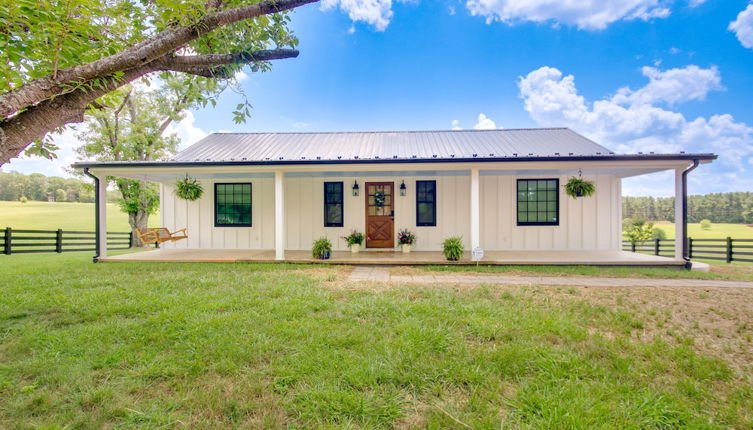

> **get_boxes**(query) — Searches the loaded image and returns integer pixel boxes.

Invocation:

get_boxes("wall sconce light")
[352,180,360,197]
[399,180,407,197]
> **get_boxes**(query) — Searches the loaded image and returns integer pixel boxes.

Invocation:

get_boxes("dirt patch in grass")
[522,284,753,374]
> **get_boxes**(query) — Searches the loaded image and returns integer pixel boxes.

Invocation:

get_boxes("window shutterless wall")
[160,178,275,250]
[480,174,621,251]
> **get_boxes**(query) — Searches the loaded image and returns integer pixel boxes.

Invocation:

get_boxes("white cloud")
[474,113,498,129]
[451,119,462,130]
[321,0,394,31]
[1,126,84,178]
[165,111,208,150]
[611,65,722,107]
[730,4,753,49]
[517,65,753,194]
[465,0,674,30]
[234,70,249,83]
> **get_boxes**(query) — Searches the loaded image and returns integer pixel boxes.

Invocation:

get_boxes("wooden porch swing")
[134,228,188,246]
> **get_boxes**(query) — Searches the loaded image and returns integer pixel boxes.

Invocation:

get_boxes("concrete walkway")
[348,266,753,289]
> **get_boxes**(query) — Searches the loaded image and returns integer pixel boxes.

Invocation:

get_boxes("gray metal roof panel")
[170,128,614,163]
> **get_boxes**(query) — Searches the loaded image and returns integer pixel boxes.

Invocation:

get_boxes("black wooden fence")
[1,227,132,254]
[623,237,753,263]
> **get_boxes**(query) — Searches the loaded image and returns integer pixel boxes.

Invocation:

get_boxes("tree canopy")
[0,0,318,165]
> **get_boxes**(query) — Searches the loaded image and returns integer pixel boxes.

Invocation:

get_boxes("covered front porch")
[98,248,685,266]
[83,157,699,264]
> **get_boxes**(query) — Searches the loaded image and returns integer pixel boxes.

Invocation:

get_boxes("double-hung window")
[416,180,436,226]
[324,182,344,227]
[517,179,559,226]
[215,183,252,227]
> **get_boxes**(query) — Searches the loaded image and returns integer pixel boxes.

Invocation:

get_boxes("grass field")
[652,222,753,239]
[0,201,159,232]
[1,253,752,428]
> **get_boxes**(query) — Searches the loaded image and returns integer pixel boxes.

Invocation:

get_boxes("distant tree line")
[0,171,124,203]
[623,193,753,224]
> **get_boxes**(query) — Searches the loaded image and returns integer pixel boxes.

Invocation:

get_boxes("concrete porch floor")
[99,249,686,267]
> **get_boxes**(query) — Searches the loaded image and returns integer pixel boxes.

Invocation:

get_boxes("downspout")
[83,168,101,263]
[681,159,700,268]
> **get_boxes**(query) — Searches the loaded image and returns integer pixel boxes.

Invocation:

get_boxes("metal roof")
[71,128,718,168]
[170,128,614,163]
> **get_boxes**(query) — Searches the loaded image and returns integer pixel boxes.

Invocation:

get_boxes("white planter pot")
[350,243,361,254]
[401,244,411,253]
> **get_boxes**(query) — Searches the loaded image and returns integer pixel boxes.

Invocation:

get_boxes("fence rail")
[622,237,753,263]
[1,227,132,255]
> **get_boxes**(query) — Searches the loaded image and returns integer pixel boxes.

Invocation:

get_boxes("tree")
[0,0,318,165]
[623,217,654,246]
[700,219,712,230]
[77,84,186,246]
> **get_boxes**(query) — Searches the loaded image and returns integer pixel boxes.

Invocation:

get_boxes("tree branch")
[0,0,318,118]
[156,48,299,78]
[0,47,299,165]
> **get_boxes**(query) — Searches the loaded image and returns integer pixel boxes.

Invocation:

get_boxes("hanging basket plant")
[174,175,204,201]
[564,176,596,198]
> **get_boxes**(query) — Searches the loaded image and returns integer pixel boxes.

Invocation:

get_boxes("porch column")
[674,167,683,260]
[274,171,285,261]
[97,173,108,259]
[470,167,480,250]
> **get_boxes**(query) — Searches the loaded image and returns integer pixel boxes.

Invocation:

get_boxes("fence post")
[654,238,660,256]
[688,237,693,259]
[727,237,733,264]
[3,227,10,255]
[128,231,134,248]
[56,229,63,253]
[631,242,636,253]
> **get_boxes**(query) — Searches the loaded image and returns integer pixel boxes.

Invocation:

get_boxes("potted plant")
[343,231,365,253]
[564,177,595,198]
[397,229,416,253]
[175,175,204,201]
[442,236,464,261]
[311,237,332,260]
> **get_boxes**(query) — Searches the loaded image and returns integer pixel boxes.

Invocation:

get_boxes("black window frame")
[415,180,437,227]
[214,183,252,227]
[323,181,344,227]
[516,178,559,226]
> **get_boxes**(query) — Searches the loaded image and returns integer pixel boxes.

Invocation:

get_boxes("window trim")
[415,180,437,227]
[323,181,344,227]
[214,182,253,228]
[516,178,560,227]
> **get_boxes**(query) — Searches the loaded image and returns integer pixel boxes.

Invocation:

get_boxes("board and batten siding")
[479,174,621,251]
[159,173,621,252]
[160,179,276,250]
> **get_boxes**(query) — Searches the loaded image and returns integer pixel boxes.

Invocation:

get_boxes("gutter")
[82,168,101,263]
[71,153,718,170]
[682,159,700,267]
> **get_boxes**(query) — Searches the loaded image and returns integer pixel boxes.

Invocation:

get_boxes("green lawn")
[1,253,752,428]
[414,263,753,281]
[0,201,159,232]
[652,222,753,239]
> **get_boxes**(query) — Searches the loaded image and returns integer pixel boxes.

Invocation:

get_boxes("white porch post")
[674,167,683,260]
[274,171,285,261]
[470,167,480,251]
[97,174,108,259]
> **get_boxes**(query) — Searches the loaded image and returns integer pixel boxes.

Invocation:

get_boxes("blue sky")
[4,0,753,196]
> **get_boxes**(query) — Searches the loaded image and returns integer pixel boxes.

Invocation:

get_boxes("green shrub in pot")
[442,236,464,261]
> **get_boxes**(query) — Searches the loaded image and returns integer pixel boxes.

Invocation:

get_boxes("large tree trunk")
[129,210,150,247]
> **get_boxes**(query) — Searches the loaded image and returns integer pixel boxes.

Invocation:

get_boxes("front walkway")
[348,266,753,289]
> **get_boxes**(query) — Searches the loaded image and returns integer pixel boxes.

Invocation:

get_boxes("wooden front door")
[365,182,394,248]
